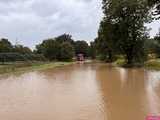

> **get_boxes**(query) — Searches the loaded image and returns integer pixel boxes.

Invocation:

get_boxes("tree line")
[0,38,46,62]
[0,0,159,65]
[36,34,96,61]
[0,34,96,62]
[94,0,160,66]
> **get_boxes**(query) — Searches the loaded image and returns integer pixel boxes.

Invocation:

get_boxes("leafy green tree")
[144,38,157,55]
[74,41,89,57]
[148,0,160,18]
[36,34,75,61]
[36,44,44,54]
[0,38,13,52]
[55,34,74,45]
[99,0,151,65]
[88,41,96,59]
[0,38,45,62]
[96,19,119,62]
[59,42,74,61]
[36,39,59,60]
[13,45,32,54]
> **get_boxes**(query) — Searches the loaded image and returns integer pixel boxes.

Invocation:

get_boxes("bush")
[0,53,46,63]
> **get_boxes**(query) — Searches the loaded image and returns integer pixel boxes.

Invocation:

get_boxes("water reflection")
[118,68,127,88]
[145,71,160,115]
[0,63,159,120]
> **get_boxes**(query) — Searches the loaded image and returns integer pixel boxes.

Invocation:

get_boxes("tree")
[88,41,96,59]
[74,41,89,57]
[99,0,151,65]
[148,0,160,19]
[36,34,75,61]
[0,38,13,52]
[13,45,32,54]
[55,34,74,45]
[36,39,59,60]
[59,42,74,61]
[96,19,119,62]
[144,38,157,55]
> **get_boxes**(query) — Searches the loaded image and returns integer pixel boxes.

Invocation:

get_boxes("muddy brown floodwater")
[0,63,160,120]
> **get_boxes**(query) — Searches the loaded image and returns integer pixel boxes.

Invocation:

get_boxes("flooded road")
[0,63,160,120]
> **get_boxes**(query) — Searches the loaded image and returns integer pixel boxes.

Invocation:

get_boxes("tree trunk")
[126,52,133,65]
[108,50,113,62]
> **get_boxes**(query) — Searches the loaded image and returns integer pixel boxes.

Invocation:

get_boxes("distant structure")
[77,53,84,61]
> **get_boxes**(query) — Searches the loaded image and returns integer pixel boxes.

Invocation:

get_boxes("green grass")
[114,58,126,66]
[145,59,160,70]
[0,61,74,74]
[114,58,160,70]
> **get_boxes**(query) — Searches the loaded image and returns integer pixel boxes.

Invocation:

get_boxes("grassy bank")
[145,59,160,70]
[113,58,126,67]
[113,57,160,70]
[0,61,74,74]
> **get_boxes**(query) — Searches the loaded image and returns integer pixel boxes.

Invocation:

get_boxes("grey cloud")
[0,0,103,49]
[0,0,158,49]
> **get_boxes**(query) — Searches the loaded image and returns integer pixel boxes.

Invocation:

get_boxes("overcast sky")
[0,0,159,49]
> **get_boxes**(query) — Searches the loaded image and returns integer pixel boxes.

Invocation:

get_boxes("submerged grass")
[113,58,126,66]
[0,61,74,74]
[114,58,160,70]
[145,59,160,70]
[1,58,160,74]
